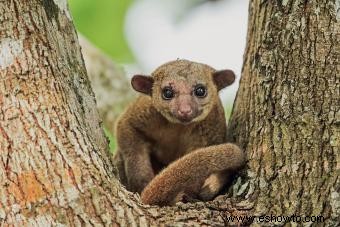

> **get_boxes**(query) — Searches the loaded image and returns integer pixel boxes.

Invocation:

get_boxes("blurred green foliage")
[68,0,134,63]
[225,105,233,121]
[104,128,116,153]
[68,0,133,152]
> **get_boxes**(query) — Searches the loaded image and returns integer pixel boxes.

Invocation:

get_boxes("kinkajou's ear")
[212,70,235,91]
[131,75,154,95]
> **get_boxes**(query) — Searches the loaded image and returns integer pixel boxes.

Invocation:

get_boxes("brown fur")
[113,59,245,205]
[141,144,244,206]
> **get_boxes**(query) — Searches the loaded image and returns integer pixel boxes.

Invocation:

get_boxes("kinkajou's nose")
[178,108,192,116]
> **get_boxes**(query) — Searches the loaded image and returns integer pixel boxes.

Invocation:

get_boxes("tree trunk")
[228,0,339,225]
[0,0,247,226]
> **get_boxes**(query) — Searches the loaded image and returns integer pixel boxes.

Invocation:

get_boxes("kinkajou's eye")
[194,84,207,98]
[162,87,174,100]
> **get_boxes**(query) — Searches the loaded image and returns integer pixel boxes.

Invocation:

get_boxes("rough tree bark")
[0,0,248,226]
[1,0,338,226]
[228,0,339,225]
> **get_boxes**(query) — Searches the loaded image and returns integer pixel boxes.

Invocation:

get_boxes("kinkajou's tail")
[141,143,245,206]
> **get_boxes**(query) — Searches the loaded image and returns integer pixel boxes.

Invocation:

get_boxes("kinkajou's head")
[131,59,235,124]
